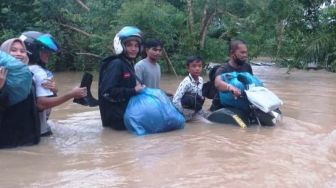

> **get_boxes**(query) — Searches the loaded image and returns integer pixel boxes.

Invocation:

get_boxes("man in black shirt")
[209,39,280,126]
[210,39,253,111]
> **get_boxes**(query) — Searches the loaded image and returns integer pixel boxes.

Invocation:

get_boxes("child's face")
[187,60,203,77]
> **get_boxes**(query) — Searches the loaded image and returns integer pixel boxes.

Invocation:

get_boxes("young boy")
[173,56,210,123]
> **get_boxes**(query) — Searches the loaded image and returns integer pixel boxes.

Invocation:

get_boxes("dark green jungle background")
[1,0,336,73]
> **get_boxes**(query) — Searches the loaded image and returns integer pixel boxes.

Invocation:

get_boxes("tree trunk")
[162,48,178,79]
[199,8,216,50]
[186,0,194,33]
[275,19,286,59]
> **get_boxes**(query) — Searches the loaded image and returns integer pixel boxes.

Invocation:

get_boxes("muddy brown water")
[0,66,335,188]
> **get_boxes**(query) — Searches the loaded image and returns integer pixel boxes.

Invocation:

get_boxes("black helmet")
[19,31,60,63]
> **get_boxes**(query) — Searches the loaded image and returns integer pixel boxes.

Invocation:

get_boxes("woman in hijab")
[0,38,40,149]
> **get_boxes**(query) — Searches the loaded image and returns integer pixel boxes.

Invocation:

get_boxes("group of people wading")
[0,26,280,149]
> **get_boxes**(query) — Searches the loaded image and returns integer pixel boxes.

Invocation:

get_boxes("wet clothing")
[210,62,253,111]
[0,85,40,149]
[0,89,8,124]
[216,61,253,76]
[173,74,208,121]
[29,64,54,135]
[202,64,221,99]
[0,90,8,111]
[98,55,138,130]
[135,58,161,88]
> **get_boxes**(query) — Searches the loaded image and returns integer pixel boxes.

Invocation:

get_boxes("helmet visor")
[36,34,59,52]
[118,26,142,40]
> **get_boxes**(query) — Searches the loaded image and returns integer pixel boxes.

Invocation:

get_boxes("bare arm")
[37,86,87,110]
[214,75,241,97]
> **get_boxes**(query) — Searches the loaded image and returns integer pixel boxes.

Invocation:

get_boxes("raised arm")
[36,86,86,110]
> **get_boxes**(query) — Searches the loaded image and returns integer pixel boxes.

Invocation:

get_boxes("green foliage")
[1,0,335,73]
[117,0,185,50]
[200,38,228,62]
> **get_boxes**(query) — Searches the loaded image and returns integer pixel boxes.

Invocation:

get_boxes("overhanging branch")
[75,52,102,58]
[75,0,90,11]
[59,23,93,37]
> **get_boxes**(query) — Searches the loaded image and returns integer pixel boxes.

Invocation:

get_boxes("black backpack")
[181,92,205,112]
[202,65,220,99]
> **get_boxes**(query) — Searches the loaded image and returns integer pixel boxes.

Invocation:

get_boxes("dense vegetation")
[1,0,336,73]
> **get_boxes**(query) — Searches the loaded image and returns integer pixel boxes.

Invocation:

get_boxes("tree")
[1,0,335,72]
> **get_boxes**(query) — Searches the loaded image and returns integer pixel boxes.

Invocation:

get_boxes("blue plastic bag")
[0,51,32,105]
[219,72,263,111]
[124,88,185,136]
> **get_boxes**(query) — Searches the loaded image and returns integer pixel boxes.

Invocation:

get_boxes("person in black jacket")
[98,26,145,130]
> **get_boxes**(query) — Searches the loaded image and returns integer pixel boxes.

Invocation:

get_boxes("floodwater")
[0,66,336,188]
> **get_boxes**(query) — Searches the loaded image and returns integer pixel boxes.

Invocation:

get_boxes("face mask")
[235,58,246,66]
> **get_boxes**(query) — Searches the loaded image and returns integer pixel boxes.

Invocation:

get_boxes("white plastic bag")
[245,86,283,113]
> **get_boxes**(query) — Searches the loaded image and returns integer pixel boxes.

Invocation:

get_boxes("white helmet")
[113,26,143,56]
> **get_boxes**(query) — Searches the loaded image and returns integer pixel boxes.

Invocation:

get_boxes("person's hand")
[0,67,8,90]
[227,85,241,98]
[135,84,145,93]
[71,86,87,99]
[42,79,58,94]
